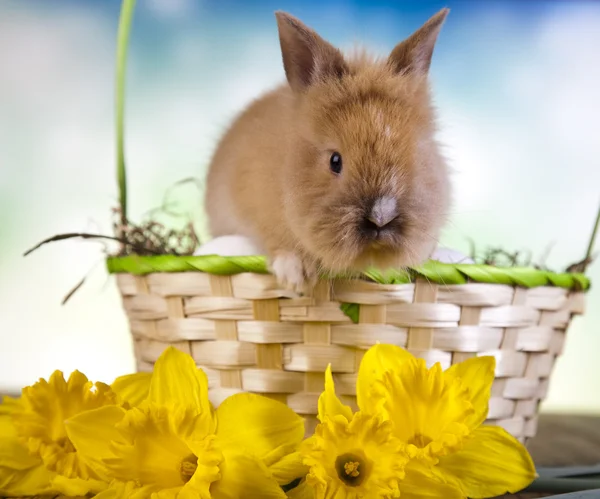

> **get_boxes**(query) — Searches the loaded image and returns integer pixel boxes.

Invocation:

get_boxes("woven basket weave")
[108,255,589,442]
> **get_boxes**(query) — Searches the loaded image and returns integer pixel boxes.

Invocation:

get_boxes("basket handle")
[584,199,600,270]
[114,0,137,239]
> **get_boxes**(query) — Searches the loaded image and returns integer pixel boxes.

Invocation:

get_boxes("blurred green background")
[0,0,598,413]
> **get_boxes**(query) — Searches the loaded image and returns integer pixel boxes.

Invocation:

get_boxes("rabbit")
[204,9,452,294]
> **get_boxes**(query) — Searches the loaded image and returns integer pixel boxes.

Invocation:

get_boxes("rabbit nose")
[367,196,398,228]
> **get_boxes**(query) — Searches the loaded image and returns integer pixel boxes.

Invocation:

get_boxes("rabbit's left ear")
[275,11,349,92]
[388,8,449,75]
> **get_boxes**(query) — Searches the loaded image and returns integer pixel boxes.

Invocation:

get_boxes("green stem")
[585,199,600,263]
[524,477,600,494]
[115,0,137,232]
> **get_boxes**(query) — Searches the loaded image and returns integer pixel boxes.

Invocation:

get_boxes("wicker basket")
[108,255,589,442]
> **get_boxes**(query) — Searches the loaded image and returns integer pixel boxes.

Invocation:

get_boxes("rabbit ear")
[388,8,449,75]
[275,11,348,92]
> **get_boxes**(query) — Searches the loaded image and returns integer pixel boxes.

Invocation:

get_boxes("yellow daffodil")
[358,344,537,498]
[0,398,54,496]
[0,370,119,496]
[299,365,464,499]
[65,346,306,498]
[111,371,152,407]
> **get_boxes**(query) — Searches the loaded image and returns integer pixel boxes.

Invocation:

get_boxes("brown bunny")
[205,9,452,293]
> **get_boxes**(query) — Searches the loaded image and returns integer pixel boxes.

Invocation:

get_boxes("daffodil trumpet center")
[335,452,371,487]
[179,454,199,483]
[408,433,433,448]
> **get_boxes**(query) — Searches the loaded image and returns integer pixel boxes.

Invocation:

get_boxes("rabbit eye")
[330,152,342,175]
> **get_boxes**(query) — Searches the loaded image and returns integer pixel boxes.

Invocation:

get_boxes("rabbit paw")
[271,252,317,295]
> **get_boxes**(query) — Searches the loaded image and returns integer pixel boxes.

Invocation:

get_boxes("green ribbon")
[106,255,590,290]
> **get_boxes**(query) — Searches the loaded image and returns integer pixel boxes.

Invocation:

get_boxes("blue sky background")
[0,0,599,412]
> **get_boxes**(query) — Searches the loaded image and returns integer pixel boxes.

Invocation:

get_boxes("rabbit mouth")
[358,216,403,247]
[356,196,404,245]
[359,221,401,245]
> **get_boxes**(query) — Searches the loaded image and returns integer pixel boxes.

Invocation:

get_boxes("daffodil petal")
[445,356,495,428]
[65,405,127,478]
[179,463,215,499]
[375,357,473,448]
[0,396,20,415]
[399,462,465,498]
[215,393,304,463]
[51,474,108,495]
[0,415,40,470]
[0,437,39,470]
[0,464,55,496]
[211,450,287,499]
[93,486,120,499]
[148,346,211,414]
[0,466,15,490]
[317,365,353,423]
[111,372,152,407]
[356,343,414,410]
[269,451,308,486]
[285,479,314,499]
[93,481,156,499]
[0,413,17,438]
[93,487,121,499]
[436,425,536,498]
[156,487,187,499]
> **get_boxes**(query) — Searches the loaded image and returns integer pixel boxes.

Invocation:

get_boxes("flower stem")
[115,0,137,234]
[524,477,600,494]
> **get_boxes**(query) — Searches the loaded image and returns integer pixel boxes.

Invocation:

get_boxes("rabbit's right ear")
[275,12,348,92]
[387,8,449,76]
